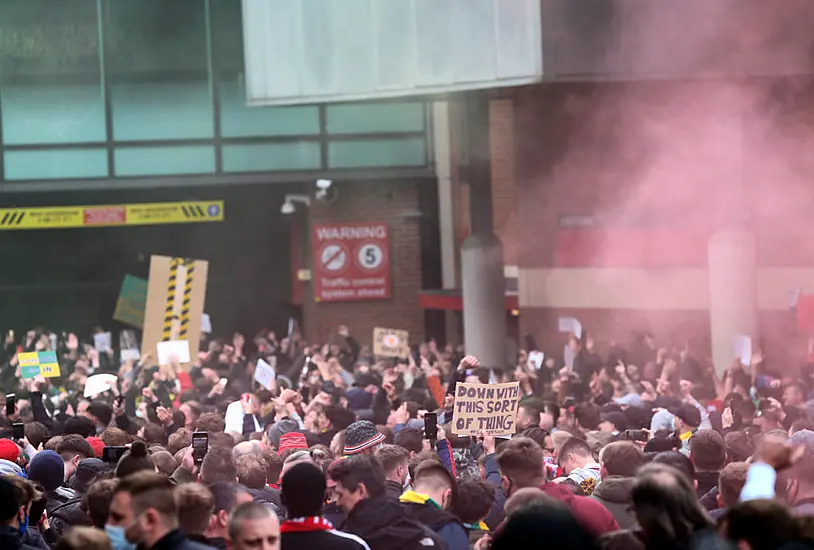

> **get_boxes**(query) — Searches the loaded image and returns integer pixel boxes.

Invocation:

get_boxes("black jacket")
[282,530,370,550]
[400,501,468,550]
[150,529,215,550]
[44,487,77,518]
[246,487,282,517]
[386,480,404,500]
[49,495,90,536]
[0,526,39,550]
[342,496,448,550]
[188,534,227,550]
[696,471,719,500]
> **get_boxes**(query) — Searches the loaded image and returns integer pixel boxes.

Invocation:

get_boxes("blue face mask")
[105,524,136,550]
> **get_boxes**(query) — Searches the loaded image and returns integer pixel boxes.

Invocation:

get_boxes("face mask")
[19,512,28,537]
[105,525,137,550]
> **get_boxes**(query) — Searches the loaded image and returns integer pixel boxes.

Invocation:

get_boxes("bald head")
[233,440,262,459]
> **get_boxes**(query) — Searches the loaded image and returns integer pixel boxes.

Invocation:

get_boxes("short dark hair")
[327,455,385,499]
[542,401,561,425]
[262,449,284,486]
[718,462,749,508]
[24,422,49,450]
[325,406,355,431]
[374,444,410,475]
[721,499,798,550]
[520,428,551,451]
[235,454,267,490]
[790,418,814,435]
[518,402,541,426]
[201,446,237,486]
[116,471,176,519]
[210,482,250,514]
[574,403,601,431]
[557,437,593,467]
[413,460,458,506]
[64,417,95,438]
[175,483,214,535]
[196,412,226,434]
[151,451,177,477]
[394,428,423,454]
[495,437,544,488]
[601,441,644,478]
[84,478,118,528]
[689,430,726,472]
[282,462,326,518]
[451,480,494,524]
[142,423,167,447]
[652,451,695,484]
[88,401,113,426]
[56,434,95,460]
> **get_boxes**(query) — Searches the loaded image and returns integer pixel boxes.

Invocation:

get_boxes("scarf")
[280,517,333,533]
[399,490,441,509]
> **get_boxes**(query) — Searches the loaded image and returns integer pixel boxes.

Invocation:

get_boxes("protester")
[280,462,369,549]
[227,502,280,550]
[591,441,644,529]
[0,476,38,550]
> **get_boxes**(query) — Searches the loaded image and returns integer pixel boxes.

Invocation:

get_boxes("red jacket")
[540,483,619,536]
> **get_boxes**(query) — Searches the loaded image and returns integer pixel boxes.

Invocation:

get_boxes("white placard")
[254,358,276,391]
[121,348,141,362]
[201,313,212,334]
[94,332,112,352]
[528,351,545,370]
[157,340,191,365]
[733,334,752,368]
[558,317,583,339]
[84,373,118,398]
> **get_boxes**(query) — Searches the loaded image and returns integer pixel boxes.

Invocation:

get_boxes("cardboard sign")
[141,256,208,369]
[373,327,409,358]
[157,340,191,365]
[18,351,61,379]
[313,222,391,302]
[528,351,545,370]
[452,381,520,437]
[84,373,118,398]
[254,358,276,390]
[114,275,148,328]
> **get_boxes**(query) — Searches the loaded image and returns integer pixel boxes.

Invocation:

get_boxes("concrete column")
[461,91,507,368]
[708,229,759,375]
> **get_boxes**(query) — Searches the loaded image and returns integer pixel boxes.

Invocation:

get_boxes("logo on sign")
[319,243,349,273]
[208,204,220,217]
[84,207,126,225]
[383,334,400,348]
[356,243,386,272]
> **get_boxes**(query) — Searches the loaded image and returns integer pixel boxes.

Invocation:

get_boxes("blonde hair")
[54,526,112,550]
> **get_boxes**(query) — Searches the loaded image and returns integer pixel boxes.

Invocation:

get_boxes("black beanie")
[281,462,326,518]
[115,441,153,478]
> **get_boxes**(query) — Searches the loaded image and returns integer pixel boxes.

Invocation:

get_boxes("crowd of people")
[1,325,814,550]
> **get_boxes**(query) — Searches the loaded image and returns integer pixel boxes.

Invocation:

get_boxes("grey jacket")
[592,476,637,530]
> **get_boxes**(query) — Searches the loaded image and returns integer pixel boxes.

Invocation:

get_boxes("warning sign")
[313,222,391,302]
[0,200,224,230]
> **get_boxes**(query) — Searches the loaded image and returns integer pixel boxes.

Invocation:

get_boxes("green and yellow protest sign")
[19,351,61,379]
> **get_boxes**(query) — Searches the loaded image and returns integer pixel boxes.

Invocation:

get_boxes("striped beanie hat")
[343,420,385,455]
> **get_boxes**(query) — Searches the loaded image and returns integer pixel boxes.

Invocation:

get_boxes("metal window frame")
[0,0,434,191]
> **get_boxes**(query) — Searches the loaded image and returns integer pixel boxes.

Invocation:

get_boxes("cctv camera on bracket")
[315,179,338,203]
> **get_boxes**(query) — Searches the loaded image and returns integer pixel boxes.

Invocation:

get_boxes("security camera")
[315,179,338,203]
[281,194,310,215]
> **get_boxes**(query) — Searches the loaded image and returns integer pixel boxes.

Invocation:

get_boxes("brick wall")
[301,180,425,347]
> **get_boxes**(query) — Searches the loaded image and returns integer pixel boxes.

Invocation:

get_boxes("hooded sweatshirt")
[400,491,469,550]
[341,495,446,550]
[591,476,636,529]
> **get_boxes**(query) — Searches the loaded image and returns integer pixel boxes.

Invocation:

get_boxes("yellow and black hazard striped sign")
[0,200,224,230]
[161,258,196,342]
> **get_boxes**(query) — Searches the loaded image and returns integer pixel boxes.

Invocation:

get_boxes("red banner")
[313,222,391,302]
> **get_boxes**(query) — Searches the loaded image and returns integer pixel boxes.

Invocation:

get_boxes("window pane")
[106,0,213,140]
[0,1,105,144]
[115,146,215,176]
[223,142,321,172]
[5,149,108,180]
[326,102,425,134]
[328,138,426,168]
[212,0,320,137]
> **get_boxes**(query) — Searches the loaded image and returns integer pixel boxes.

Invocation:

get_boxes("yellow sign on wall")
[0,200,224,230]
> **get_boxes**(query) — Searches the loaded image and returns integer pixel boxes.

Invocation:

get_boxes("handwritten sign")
[452,381,520,437]
[372,327,409,358]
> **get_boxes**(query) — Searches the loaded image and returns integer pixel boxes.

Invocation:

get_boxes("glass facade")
[0,0,430,185]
